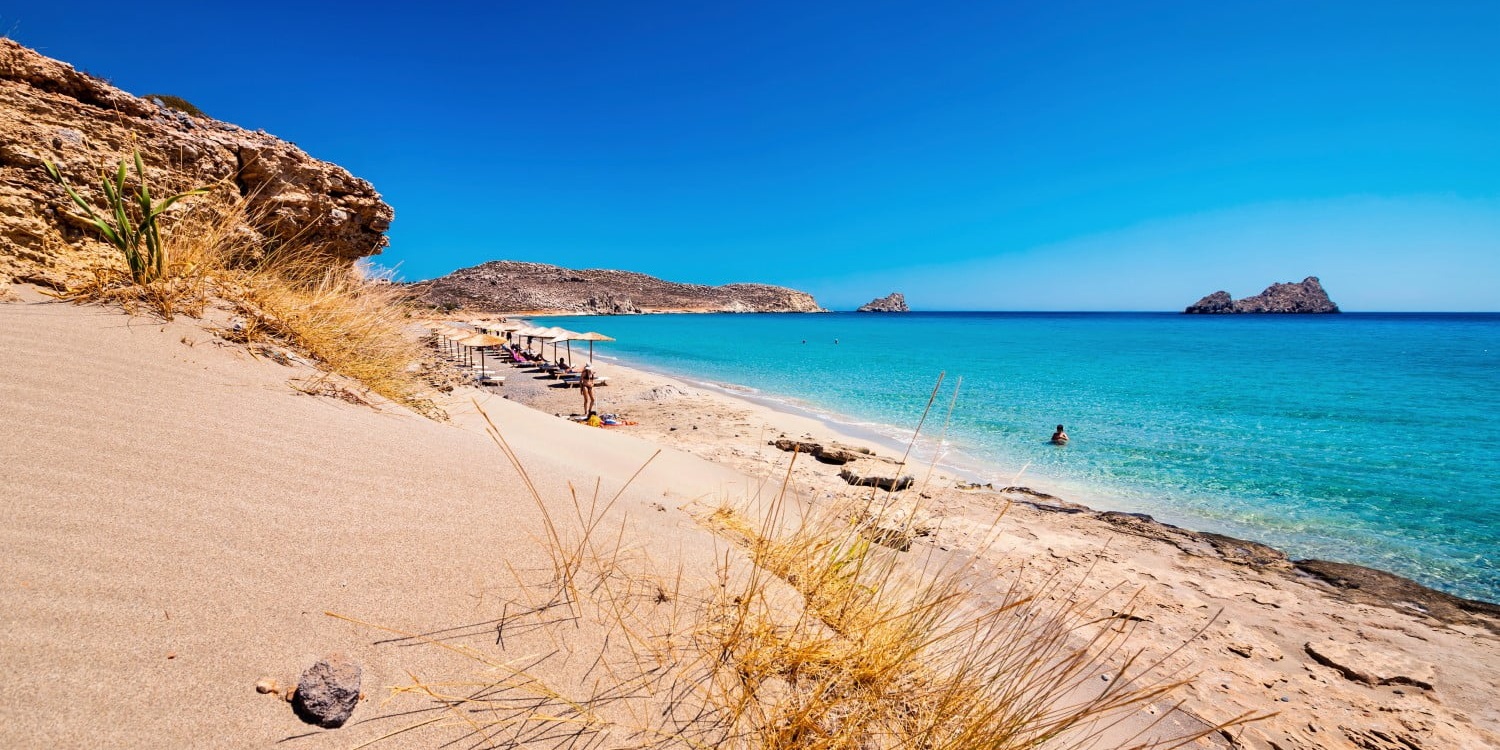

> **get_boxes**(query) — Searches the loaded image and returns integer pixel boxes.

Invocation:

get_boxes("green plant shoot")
[44,151,209,284]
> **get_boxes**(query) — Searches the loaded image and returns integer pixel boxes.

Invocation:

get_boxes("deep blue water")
[532,312,1500,603]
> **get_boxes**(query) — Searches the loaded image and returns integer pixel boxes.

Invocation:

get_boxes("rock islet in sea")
[1184,276,1340,313]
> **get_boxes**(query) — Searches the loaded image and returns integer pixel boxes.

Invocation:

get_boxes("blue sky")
[7,1,1499,310]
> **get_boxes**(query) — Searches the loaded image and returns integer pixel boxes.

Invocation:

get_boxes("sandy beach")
[3,292,1499,749]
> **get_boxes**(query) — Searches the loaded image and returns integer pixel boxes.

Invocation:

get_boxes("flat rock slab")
[1304,639,1435,690]
[293,654,362,728]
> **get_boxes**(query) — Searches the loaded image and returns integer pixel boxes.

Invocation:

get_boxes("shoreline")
[480,332,1500,746]
[581,348,1500,617]
[533,334,1499,611]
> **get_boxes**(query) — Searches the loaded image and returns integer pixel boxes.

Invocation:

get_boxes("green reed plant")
[44,151,208,284]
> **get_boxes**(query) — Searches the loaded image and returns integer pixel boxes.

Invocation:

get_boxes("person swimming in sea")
[1051,424,1069,445]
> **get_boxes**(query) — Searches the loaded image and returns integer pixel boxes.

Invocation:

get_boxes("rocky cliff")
[0,39,393,286]
[410,260,824,314]
[1185,277,1340,314]
[856,292,908,312]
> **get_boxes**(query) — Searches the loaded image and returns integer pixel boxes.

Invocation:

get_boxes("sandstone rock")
[857,292,909,312]
[292,654,362,728]
[768,438,862,465]
[771,438,822,454]
[408,260,824,314]
[813,447,863,465]
[838,468,914,492]
[1303,639,1435,690]
[1294,559,1500,634]
[1184,277,1340,314]
[0,39,392,285]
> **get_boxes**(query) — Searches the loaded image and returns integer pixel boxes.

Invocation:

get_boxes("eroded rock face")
[0,39,393,285]
[1185,277,1340,314]
[410,260,824,314]
[857,292,908,312]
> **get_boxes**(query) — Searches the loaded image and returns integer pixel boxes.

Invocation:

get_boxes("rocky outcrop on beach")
[0,39,392,287]
[857,292,909,312]
[410,260,825,314]
[1185,276,1340,314]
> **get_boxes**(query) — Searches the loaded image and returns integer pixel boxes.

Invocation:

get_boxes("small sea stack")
[857,292,909,312]
[1185,276,1340,314]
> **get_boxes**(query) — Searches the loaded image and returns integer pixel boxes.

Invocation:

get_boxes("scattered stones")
[1303,639,1435,691]
[292,654,363,728]
[255,678,278,695]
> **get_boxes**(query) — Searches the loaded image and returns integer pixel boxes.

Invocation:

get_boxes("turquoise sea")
[532,312,1500,603]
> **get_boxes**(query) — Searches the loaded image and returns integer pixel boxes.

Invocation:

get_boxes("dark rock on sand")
[857,292,909,312]
[813,447,864,465]
[293,654,362,728]
[1184,276,1340,314]
[838,468,914,492]
[768,438,863,465]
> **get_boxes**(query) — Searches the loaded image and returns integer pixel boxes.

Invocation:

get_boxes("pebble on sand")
[292,654,363,728]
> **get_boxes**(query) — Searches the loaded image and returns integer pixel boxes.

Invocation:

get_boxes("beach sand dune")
[0,298,759,747]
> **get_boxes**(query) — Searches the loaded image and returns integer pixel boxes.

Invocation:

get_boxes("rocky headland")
[410,259,824,314]
[0,39,392,288]
[1185,276,1340,314]
[856,291,909,312]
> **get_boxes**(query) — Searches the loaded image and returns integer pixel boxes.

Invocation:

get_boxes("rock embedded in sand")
[1303,639,1435,691]
[292,654,362,728]
[838,468,914,492]
[768,438,864,465]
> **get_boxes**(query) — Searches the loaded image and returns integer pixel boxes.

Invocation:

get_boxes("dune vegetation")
[44,150,437,415]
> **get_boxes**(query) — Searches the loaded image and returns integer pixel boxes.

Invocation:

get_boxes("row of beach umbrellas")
[417,319,615,374]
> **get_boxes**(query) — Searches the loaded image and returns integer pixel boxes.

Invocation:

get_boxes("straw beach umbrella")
[439,325,472,360]
[530,326,578,362]
[569,331,615,362]
[458,333,509,373]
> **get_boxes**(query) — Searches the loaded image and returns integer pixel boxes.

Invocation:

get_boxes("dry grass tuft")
[51,187,442,416]
[223,246,435,414]
[327,403,1264,749]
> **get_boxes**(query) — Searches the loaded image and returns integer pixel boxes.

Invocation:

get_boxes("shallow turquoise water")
[532,312,1500,603]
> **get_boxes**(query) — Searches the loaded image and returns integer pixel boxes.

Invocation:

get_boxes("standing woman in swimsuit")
[580,363,597,415]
